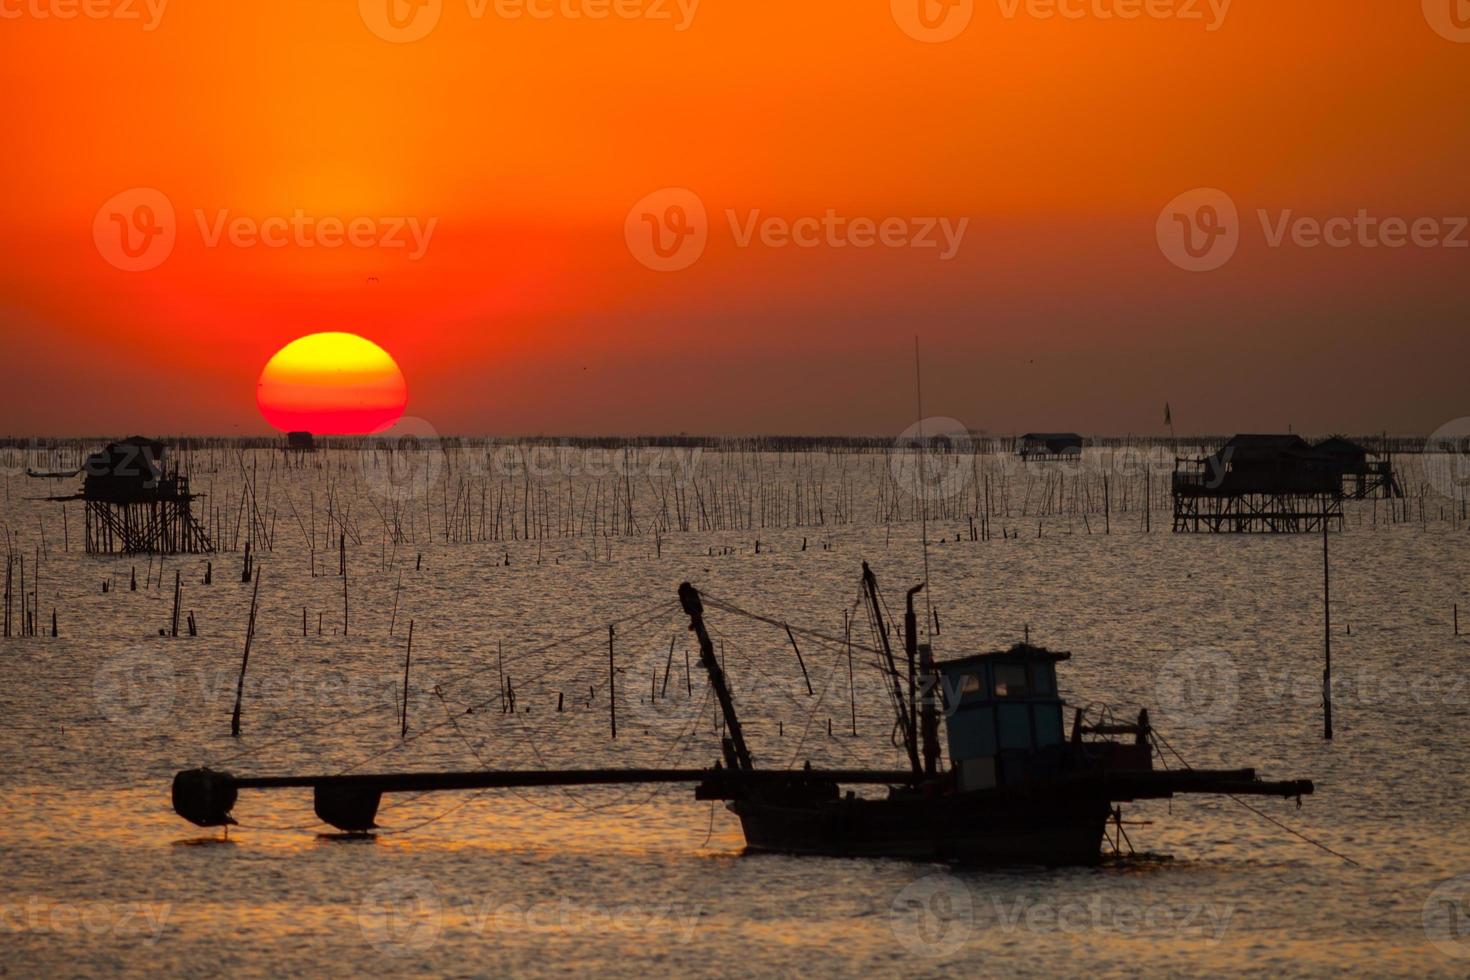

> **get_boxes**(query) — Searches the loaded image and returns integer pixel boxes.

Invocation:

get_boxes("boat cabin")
[937,644,1069,792]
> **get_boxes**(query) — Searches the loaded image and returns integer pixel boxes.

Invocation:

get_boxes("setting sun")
[256,332,407,434]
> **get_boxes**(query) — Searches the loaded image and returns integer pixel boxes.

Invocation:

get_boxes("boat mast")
[905,584,941,777]
[904,583,923,768]
[861,562,922,776]
[678,582,753,772]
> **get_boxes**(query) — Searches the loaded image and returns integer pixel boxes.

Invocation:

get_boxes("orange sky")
[1,0,1467,436]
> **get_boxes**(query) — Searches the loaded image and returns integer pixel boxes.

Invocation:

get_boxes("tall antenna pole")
[913,337,934,641]
[1322,508,1333,741]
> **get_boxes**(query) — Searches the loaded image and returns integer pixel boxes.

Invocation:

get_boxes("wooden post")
[231,569,262,737]
[341,550,349,637]
[608,624,617,739]
[400,620,414,738]
[497,641,506,713]
[660,636,675,698]
[170,570,181,637]
[389,571,402,637]
[1322,514,1333,741]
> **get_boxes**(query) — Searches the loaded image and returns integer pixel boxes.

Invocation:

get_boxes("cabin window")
[947,705,996,758]
[1031,665,1056,696]
[1034,703,1064,746]
[994,664,1029,698]
[998,704,1032,750]
[973,706,997,755]
[960,673,982,695]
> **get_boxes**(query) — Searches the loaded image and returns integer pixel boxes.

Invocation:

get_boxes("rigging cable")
[1150,727,1359,868]
[211,598,676,768]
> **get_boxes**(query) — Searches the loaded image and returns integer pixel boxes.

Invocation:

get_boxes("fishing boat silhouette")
[172,565,1312,865]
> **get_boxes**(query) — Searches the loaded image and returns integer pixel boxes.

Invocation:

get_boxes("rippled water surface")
[1,447,1467,977]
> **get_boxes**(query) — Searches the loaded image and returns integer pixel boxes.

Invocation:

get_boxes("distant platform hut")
[1311,436,1401,500]
[53,437,213,554]
[285,431,317,452]
[1172,433,1398,534]
[1017,433,1083,462]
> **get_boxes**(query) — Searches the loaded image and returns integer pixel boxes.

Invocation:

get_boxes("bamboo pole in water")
[400,620,414,738]
[231,569,262,738]
[170,571,181,638]
[1322,514,1333,741]
[608,624,617,740]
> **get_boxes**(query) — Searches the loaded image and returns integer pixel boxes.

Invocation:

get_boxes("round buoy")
[171,768,238,827]
[314,784,382,832]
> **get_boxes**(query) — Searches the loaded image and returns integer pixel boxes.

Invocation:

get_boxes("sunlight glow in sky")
[1,2,1466,435]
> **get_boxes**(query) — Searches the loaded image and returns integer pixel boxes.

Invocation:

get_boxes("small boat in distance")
[172,565,1313,866]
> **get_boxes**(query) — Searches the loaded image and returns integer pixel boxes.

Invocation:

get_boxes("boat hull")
[732,785,1113,866]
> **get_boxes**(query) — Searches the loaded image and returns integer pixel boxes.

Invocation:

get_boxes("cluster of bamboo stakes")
[4,438,1470,573]
[3,436,1466,778]
[2,537,55,638]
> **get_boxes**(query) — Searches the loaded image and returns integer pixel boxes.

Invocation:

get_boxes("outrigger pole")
[170,767,921,833]
[169,762,1308,834]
